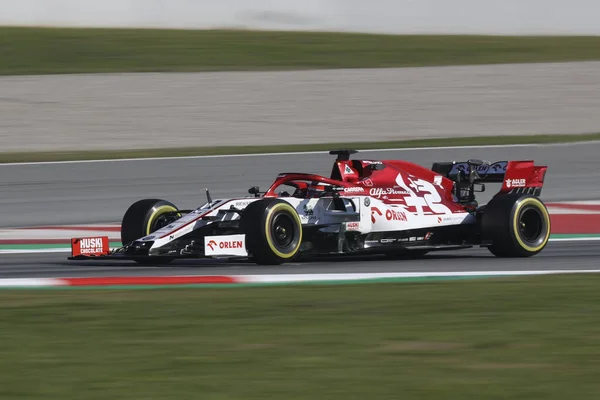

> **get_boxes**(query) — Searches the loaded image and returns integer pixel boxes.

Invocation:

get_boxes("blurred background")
[1,1,600,399]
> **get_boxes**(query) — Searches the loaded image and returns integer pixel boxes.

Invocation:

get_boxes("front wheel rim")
[271,213,296,249]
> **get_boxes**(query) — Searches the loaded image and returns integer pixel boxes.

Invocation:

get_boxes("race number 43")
[395,173,452,215]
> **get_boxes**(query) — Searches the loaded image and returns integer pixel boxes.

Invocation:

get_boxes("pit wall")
[2,0,600,35]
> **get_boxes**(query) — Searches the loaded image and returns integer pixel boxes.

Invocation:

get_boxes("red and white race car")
[69,150,550,265]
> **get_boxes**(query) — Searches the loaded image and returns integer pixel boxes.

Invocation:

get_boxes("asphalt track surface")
[2,61,600,152]
[2,141,600,228]
[1,141,600,277]
[0,241,597,279]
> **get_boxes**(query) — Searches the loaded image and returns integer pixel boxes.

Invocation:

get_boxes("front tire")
[240,199,303,265]
[481,194,551,257]
[121,199,180,265]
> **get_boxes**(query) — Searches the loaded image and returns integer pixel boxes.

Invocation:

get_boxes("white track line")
[240,269,600,283]
[2,140,598,167]
[0,278,65,287]
[548,237,600,242]
[1,269,600,288]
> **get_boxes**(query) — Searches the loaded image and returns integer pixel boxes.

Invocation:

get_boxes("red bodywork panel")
[500,161,547,192]
[264,158,547,214]
[71,236,110,257]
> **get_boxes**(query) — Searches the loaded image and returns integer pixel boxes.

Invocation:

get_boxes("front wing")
[68,234,252,261]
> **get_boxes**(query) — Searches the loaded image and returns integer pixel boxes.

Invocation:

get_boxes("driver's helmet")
[307,182,329,197]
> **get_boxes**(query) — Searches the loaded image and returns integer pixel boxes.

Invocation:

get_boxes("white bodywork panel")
[138,188,474,253]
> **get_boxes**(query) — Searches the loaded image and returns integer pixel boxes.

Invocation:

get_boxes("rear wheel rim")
[518,206,544,245]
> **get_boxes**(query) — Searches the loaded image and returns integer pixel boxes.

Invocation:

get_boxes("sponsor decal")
[480,162,507,174]
[210,240,242,249]
[362,178,374,187]
[204,235,248,257]
[505,178,527,188]
[344,165,354,174]
[364,198,370,207]
[343,187,365,193]
[303,204,314,215]
[424,232,433,240]
[300,214,318,222]
[363,160,383,165]
[346,222,360,231]
[371,207,383,223]
[301,203,317,222]
[78,238,105,254]
[234,200,253,208]
[369,187,410,198]
[450,161,508,175]
[71,236,109,257]
[490,162,507,173]
[437,215,467,224]
[141,235,154,241]
[385,209,408,222]
[433,175,443,188]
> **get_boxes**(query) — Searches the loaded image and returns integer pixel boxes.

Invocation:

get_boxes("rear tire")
[240,199,303,265]
[121,199,180,265]
[481,194,550,257]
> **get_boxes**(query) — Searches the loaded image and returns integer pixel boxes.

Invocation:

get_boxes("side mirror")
[324,185,344,198]
[367,163,385,171]
[248,186,260,197]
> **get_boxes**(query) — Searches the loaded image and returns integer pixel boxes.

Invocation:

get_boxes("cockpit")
[261,149,385,198]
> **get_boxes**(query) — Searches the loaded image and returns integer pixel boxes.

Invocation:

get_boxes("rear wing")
[432,160,547,196]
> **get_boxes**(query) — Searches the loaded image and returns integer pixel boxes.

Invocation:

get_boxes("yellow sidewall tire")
[481,194,551,258]
[121,199,180,246]
[240,199,303,265]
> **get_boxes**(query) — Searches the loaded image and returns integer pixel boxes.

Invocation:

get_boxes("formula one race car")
[69,150,550,265]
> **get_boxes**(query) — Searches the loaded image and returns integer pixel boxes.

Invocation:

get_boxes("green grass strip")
[3,132,600,163]
[1,274,600,399]
[2,28,600,75]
